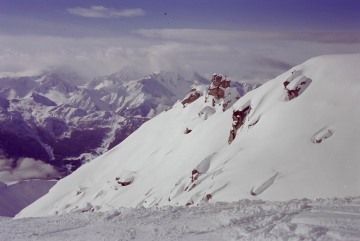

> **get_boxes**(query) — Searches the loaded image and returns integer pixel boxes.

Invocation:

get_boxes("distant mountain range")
[0,70,259,178]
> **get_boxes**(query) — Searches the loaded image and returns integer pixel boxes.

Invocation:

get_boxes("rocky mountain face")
[0,70,258,178]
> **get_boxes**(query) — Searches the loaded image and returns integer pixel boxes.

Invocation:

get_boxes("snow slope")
[3,197,360,240]
[17,53,360,218]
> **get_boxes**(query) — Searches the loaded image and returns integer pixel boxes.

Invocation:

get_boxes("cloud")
[0,35,238,80]
[1,29,359,84]
[0,157,60,183]
[134,29,277,44]
[67,6,145,18]
[283,31,360,44]
[135,29,360,44]
[251,56,292,71]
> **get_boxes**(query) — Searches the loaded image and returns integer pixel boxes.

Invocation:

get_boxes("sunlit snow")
[4,54,360,241]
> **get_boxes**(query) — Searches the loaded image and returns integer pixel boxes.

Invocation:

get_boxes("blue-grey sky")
[1,0,360,82]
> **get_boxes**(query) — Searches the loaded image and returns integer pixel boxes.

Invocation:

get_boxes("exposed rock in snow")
[205,74,240,111]
[181,89,202,107]
[184,128,192,134]
[228,105,252,144]
[31,92,57,106]
[311,127,334,144]
[115,170,136,187]
[283,70,312,101]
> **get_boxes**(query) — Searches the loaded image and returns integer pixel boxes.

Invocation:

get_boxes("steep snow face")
[16,54,360,218]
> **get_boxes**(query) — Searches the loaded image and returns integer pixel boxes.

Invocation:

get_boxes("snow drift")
[17,53,360,218]
[4,197,360,240]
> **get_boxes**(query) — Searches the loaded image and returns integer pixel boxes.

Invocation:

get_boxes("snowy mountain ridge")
[16,53,360,218]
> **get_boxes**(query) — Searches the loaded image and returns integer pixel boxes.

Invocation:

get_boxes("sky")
[1,0,360,82]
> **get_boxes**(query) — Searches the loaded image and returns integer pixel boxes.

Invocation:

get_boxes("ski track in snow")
[1,197,360,241]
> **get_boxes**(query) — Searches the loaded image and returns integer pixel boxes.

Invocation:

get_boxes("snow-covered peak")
[36,72,79,96]
[16,53,360,218]
[232,81,261,96]
[142,71,204,98]
[30,92,57,107]
[0,76,39,99]
[107,68,143,82]
[88,68,141,92]
[69,89,111,112]
[41,68,87,86]
[89,71,216,118]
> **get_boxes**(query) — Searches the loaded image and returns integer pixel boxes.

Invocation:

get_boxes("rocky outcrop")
[206,74,240,112]
[283,70,312,101]
[181,89,201,107]
[31,92,57,106]
[181,73,242,113]
[208,74,230,100]
[228,106,252,144]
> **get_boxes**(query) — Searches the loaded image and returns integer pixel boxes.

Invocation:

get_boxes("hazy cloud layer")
[251,56,292,71]
[135,29,360,44]
[67,6,145,18]
[287,32,360,44]
[1,29,359,83]
[0,158,59,183]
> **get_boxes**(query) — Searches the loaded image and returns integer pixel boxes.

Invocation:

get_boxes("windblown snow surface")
[2,197,360,240]
[10,54,360,240]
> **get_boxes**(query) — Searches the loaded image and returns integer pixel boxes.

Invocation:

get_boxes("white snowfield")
[16,54,360,222]
[2,197,360,241]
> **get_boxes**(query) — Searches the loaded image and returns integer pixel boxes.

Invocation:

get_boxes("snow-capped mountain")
[0,70,257,180]
[16,53,360,218]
